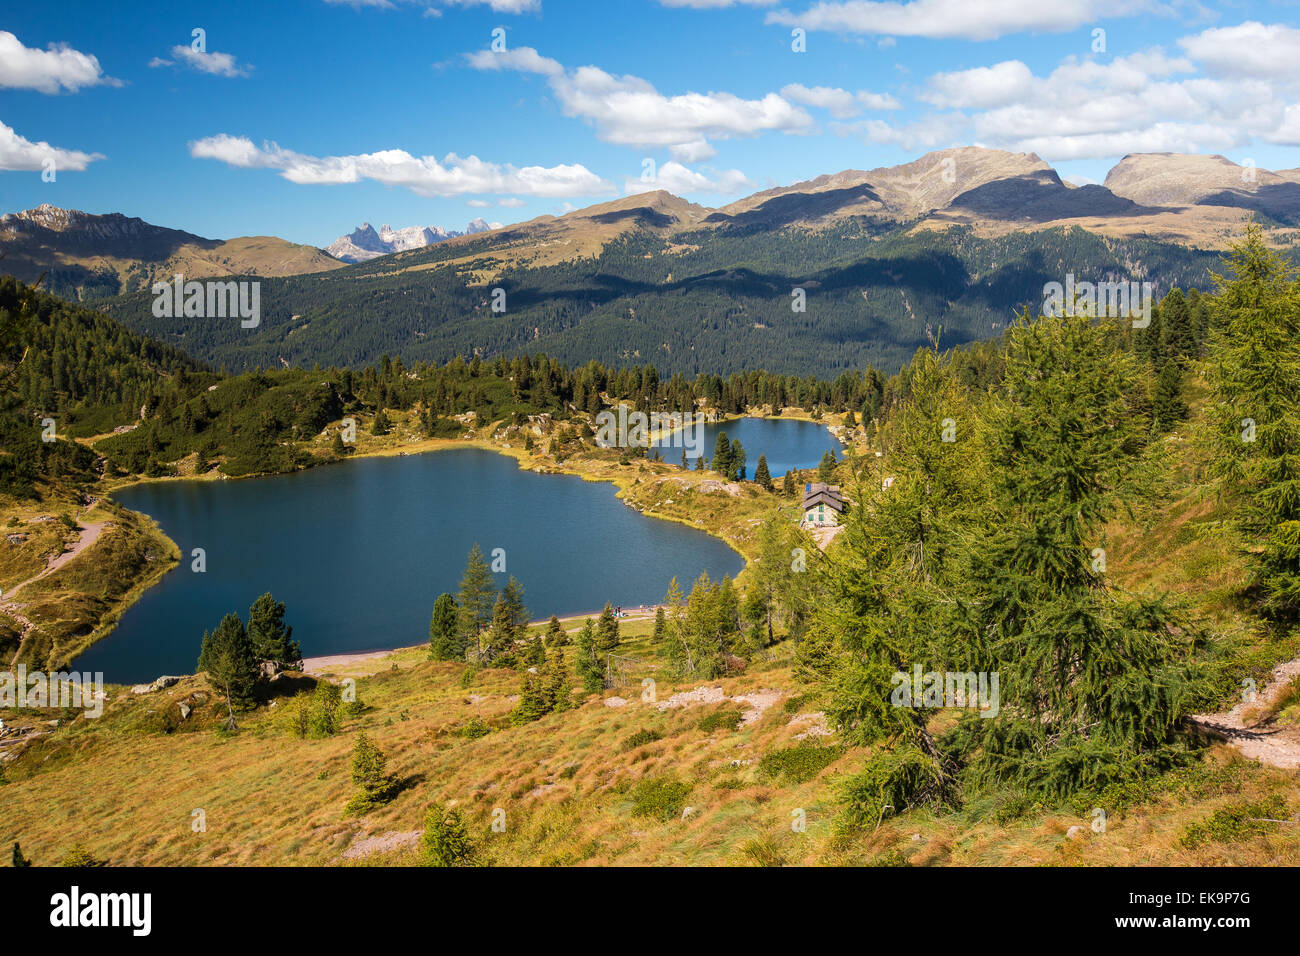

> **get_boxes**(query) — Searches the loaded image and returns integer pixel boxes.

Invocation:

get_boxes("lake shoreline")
[69,409,849,676]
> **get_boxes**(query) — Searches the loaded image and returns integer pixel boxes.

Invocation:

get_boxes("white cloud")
[1179,22,1300,80]
[441,0,541,11]
[467,46,813,156]
[857,90,902,111]
[0,31,116,93]
[0,120,103,171]
[892,36,1300,161]
[466,199,490,206]
[189,133,613,197]
[658,0,777,7]
[325,0,538,11]
[151,45,251,78]
[498,197,527,206]
[624,161,753,195]
[766,0,1162,42]
[921,61,1035,109]
[781,84,860,118]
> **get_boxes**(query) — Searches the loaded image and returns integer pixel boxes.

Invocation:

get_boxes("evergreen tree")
[422,804,475,867]
[510,669,550,724]
[545,614,568,647]
[197,612,260,728]
[428,592,461,659]
[754,454,772,490]
[652,606,667,644]
[817,450,838,483]
[345,733,397,815]
[309,679,343,737]
[11,842,31,867]
[545,640,573,713]
[596,602,620,651]
[729,438,746,480]
[1159,287,1198,362]
[575,618,604,693]
[247,592,300,667]
[370,409,390,435]
[457,544,496,659]
[1152,360,1187,432]
[711,431,732,477]
[948,314,1206,799]
[332,432,348,457]
[1207,228,1300,624]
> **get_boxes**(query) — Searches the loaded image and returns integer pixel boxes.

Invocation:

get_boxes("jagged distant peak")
[325,217,501,262]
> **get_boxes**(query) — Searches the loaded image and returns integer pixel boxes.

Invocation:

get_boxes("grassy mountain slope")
[103,222,1225,378]
[0,204,342,302]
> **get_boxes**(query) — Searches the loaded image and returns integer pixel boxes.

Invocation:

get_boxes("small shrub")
[60,843,107,867]
[1180,795,1290,849]
[758,744,845,784]
[741,836,788,867]
[697,707,744,733]
[621,728,663,752]
[630,776,692,821]
[457,716,491,740]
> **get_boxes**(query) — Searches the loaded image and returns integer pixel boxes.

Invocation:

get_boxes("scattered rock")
[178,703,192,720]
[603,696,629,708]
[1066,825,1084,840]
[130,675,183,695]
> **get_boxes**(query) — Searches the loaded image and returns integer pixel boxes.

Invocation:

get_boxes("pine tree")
[575,618,603,693]
[197,612,260,728]
[332,432,348,457]
[11,842,31,867]
[510,669,550,724]
[545,641,573,712]
[370,409,390,435]
[247,592,300,667]
[428,592,461,659]
[1159,287,1198,362]
[817,450,838,483]
[1207,229,1300,624]
[948,313,1206,799]
[345,733,397,815]
[754,454,772,490]
[457,544,496,660]
[1152,359,1187,432]
[422,804,475,867]
[545,614,568,647]
[729,438,746,480]
[712,431,732,477]
[596,602,620,651]
[652,606,667,644]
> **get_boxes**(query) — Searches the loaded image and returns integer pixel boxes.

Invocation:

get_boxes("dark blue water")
[654,416,844,478]
[74,448,743,683]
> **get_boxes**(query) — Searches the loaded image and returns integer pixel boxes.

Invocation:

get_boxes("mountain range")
[0,204,342,302]
[325,218,501,263]
[7,148,1300,377]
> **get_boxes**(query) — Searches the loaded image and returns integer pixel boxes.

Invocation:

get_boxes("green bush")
[758,744,845,784]
[620,728,663,752]
[697,707,744,733]
[1180,795,1290,849]
[629,776,692,821]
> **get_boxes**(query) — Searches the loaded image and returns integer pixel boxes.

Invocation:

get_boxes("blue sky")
[2,0,1298,246]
